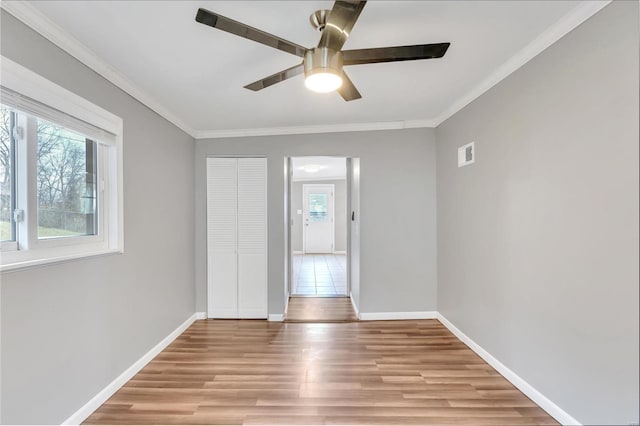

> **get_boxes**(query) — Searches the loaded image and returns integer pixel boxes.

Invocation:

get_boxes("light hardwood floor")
[84,319,557,425]
[286,297,357,322]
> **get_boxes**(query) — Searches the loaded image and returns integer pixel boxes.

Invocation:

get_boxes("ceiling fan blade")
[319,1,367,51]
[244,63,305,91]
[337,71,362,101]
[195,8,307,58]
[343,43,450,66]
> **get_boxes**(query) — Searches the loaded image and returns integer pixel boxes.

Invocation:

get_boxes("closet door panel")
[237,158,267,318]
[238,254,267,318]
[206,158,238,318]
[209,253,237,318]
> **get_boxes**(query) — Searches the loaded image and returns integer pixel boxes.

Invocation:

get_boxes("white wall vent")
[458,142,475,167]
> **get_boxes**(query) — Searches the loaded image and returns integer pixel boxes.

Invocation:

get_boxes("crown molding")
[432,0,611,127]
[2,0,610,140]
[194,118,438,139]
[0,1,197,138]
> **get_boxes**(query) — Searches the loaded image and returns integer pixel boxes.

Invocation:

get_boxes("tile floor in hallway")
[292,254,347,296]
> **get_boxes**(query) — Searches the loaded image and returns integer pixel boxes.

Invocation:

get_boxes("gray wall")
[0,11,195,424]
[292,179,347,252]
[436,2,639,424]
[195,128,437,315]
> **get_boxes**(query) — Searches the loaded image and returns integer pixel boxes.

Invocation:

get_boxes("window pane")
[37,118,97,238]
[309,193,328,222]
[0,107,16,242]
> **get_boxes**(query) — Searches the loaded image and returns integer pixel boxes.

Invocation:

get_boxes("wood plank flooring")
[286,297,357,322]
[84,319,557,425]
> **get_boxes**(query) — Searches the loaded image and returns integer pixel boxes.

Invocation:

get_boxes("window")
[0,57,123,271]
[308,193,328,222]
[36,118,98,238]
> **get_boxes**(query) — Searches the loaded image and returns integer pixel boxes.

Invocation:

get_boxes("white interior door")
[303,184,334,254]
[206,158,238,318]
[207,157,267,319]
[237,158,267,318]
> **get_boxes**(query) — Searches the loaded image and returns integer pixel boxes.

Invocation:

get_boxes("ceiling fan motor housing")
[304,47,344,78]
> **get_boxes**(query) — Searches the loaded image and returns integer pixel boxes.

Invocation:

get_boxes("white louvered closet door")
[206,157,267,319]
[237,158,267,318]
[207,158,238,318]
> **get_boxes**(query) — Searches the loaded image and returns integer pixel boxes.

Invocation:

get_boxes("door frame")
[286,156,355,300]
[302,183,335,254]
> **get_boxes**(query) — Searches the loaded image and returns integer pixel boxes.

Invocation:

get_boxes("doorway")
[289,157,348,299]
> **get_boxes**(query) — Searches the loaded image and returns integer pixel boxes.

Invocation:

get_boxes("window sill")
[0,247,123,273]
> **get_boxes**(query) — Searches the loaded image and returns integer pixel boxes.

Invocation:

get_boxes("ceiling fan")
[195,1,450,101]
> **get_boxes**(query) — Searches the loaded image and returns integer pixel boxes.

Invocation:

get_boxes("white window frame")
[0,56,123,271]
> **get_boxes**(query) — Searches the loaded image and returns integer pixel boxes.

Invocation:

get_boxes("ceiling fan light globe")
[305,72,343,93]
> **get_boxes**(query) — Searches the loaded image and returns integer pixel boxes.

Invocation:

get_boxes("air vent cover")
[458,142,475,167]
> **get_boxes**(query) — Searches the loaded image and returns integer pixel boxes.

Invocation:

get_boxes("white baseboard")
[195,312,206,320]
[349,291,360,318]
[268,314,284,322]
[359,311,437,321]
[61,313,199,425]
[436,313,580,426]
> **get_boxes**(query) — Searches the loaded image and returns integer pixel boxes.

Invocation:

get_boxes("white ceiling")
[21,1,589,136]
[292,157,346,181]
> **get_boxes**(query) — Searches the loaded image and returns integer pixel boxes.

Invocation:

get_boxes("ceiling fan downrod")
[310,9,330,32]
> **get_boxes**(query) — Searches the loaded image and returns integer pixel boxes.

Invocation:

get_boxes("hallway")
[292,254,347,296]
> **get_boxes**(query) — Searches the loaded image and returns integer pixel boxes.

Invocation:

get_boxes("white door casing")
[303,184,335,254]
